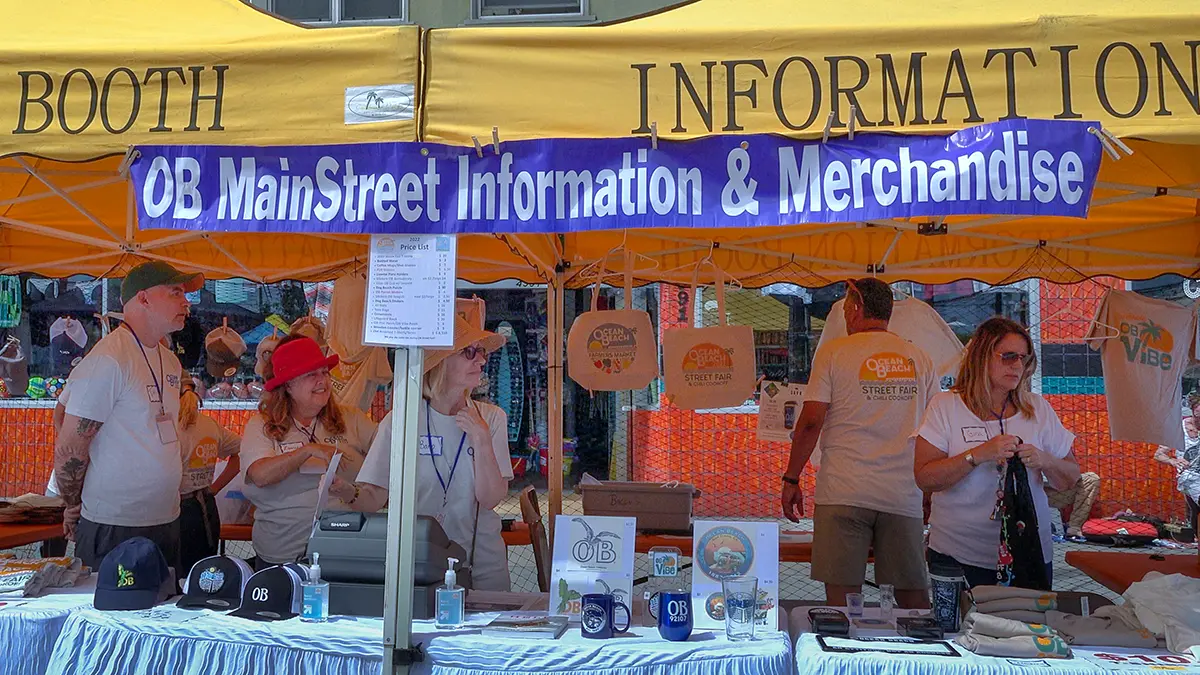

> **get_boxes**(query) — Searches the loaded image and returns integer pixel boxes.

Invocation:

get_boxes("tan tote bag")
[566,251,658,392]
[662,267,757,410]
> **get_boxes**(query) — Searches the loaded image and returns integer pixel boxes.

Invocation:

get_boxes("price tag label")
[652,551,679,578]
[1084,653,1200,672]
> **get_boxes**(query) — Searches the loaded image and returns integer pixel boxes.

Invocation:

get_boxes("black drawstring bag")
[997,455,1051,590]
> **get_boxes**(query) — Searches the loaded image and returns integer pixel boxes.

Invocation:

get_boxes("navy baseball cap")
[230,565,305,621]
[177,556,254,610]
[94,537,172,611]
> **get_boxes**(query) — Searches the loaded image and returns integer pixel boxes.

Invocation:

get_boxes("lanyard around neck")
[426,400,468,501]
[124,323,165,416]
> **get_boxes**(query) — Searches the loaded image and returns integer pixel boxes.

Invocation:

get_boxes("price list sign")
[364,234,456,348]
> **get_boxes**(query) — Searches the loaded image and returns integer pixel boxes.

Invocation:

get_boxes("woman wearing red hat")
[241,334,378,569]
[352,315,513,590]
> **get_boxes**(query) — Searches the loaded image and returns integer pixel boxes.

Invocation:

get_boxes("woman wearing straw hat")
[353,315,513,590]
[241,335,378,569]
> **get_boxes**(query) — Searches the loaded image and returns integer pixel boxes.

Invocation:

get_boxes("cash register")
[306,511,473,619]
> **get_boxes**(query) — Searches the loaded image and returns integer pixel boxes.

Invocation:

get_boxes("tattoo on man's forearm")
[75,418,103,437]
[54,417,101,507]
[56,457,88,507]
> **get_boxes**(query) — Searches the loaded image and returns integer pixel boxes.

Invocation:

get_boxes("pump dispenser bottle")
[435,557,464,629]
[301,552,330,623]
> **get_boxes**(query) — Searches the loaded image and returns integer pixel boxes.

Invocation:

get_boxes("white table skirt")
[0,578,97,675]
[44,604,794,675]
[792,607,1200,675]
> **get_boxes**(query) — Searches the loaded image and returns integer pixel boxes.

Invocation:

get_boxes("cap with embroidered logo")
[94,537,172,611]
[177,555,254,611]
[229,565,305,621]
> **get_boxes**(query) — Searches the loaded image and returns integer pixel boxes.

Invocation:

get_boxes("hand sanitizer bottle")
[301,552,330,623]
[435,557,464,629]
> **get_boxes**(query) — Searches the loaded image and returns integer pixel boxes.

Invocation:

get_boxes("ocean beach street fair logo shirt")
[804,331,938,518]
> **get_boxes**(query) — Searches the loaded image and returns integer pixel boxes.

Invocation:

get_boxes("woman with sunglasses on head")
[914,317,1081,588]
[352,315,513,590]
[241,335,377,570]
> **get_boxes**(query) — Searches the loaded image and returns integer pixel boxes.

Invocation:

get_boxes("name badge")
[962,427,989,443]
[419,436,443,456]
[280,441,303,454]
[156,413,178,445]
[146,385,162,404]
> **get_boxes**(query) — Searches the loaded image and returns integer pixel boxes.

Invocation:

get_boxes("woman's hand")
[456,405,491,445]
[328,477,358,504]
[976,434,1019,465]
[304,443,338,465]
[1016,443,1052,471]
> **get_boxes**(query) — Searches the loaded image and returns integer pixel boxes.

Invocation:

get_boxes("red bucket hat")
[264,337,340,392]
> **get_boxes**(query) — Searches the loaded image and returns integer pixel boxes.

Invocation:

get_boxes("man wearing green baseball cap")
[53,261,203,579]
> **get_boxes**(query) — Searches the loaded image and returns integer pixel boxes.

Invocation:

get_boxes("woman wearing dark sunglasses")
[352,315,514,590]
[914,317,1081,587]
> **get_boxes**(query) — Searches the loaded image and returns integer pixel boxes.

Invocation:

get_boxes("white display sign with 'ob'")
[549,515,636,619]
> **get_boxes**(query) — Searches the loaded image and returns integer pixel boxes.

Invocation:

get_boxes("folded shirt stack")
[956,611,1073,659]
[970,585,1059,624]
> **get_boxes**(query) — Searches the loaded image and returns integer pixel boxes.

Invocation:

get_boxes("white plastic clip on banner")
[118,146,141,177]
[472,135,484,158]
[821,111,836,144]
[1088,126,1134,161]
[492,127,501,155]
[848,106,857,141]
[651,121,658,150]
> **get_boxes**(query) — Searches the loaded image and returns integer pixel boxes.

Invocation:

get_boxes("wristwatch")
[781,475,800,485]
[965,452,978,467]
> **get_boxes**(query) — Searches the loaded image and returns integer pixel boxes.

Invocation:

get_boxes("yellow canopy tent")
[424,0,1200,288]
[0,0,546,285]
[422,0,1200,518]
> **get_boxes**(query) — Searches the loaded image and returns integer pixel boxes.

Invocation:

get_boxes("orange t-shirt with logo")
[179,414,242,494]
[804,331,938,518]
[1089,288,1198,450]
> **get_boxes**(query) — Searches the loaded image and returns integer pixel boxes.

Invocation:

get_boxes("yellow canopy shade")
[424,0,1200,287]
[0,0,546,284]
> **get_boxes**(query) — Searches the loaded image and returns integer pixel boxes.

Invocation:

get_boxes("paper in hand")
[311,452,343,536]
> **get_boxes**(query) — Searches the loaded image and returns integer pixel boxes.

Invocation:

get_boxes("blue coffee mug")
[657,591,693,641]
[581,593,631,639]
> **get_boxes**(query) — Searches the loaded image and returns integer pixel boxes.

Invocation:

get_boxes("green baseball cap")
[120,261,204,305]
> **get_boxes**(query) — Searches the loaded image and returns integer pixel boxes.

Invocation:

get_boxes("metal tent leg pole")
[383,347,425,673]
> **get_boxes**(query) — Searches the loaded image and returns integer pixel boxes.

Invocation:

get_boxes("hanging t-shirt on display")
[49,316,88,376]
[817,297,964,385]
[327,272,393,412]
[1088,288,1198,450]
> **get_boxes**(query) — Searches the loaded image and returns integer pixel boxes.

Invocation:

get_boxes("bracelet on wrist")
[781,475,800,486]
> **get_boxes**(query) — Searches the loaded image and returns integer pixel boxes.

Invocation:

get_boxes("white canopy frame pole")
[383,345,425,674]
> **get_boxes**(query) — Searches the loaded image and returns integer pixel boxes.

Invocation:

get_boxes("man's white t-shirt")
[357,401,514,591]
[65,327,184,527]
[917,391,1075,568]
[241,409,378,564]
[804,331,938,519]
[179,415,241,494]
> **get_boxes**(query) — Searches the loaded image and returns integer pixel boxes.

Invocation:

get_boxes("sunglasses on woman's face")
[996,351,1034,367]
[460,345,490,360]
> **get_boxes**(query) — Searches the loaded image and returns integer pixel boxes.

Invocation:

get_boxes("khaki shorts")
[810,504,928,590]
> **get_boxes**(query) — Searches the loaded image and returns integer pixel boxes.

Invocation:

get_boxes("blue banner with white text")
[131,119,1102,234]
